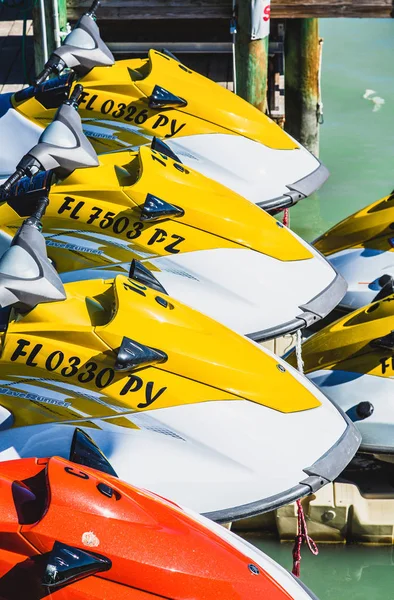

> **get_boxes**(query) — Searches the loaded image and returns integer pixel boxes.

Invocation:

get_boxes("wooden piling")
[235,0,270,113]
[284,18,320,156]
[32,0,68,77]
[32,2,55,75]
[58,0,68,32]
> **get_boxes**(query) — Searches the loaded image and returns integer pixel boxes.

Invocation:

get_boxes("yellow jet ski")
[287,295,394,457]
[0,176,360,521]
[0,87,346,342]
[314,190,394,312]
[0,2,328,212]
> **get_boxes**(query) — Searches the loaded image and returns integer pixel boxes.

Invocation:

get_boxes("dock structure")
[25,0,394,155]
[67,0,394,20]
[0,4,34,94]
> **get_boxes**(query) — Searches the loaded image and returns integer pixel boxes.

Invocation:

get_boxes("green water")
[247,537,394,599]
[290,18,394,242]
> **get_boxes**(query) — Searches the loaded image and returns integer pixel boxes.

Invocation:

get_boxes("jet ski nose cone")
[164,133,328,210]
[284,161,330,207]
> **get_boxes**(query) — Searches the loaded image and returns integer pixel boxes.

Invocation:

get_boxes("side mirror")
[27,98,99,179]
[0,219,66,311]
[1,86,99,192]
[42,541,111,588]
[53,14,114,75]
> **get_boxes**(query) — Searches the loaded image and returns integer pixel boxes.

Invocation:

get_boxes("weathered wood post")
[32,2,54,75]
[32,0,68,76]
[284,18,321,156]
[235,0,271,112]
[58,0,68,34]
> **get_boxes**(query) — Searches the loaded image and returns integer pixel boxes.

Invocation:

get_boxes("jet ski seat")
[0,93,43,179]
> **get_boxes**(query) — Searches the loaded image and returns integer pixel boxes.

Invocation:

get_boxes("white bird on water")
[363,89,385,112]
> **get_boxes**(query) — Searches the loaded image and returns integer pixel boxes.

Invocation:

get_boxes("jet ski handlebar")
[35,56,67,86]
[34,1,101,85]
[0,155,42,197]
[1,85,98,196]
[66,83,84,108]
[34,2,113,84]
[0,192,66,311]
[86,0,101,18]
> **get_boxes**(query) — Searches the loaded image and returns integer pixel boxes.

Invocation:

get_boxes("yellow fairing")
[1,275,320,425]
[14,50,297,151]
[314,192,394,256]
[287,294,394,379]
[0,147,311,262]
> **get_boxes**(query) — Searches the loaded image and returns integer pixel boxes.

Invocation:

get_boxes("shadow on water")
[247,536,394,600]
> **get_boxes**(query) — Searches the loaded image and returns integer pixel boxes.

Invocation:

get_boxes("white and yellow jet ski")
[314,190,394,311]
[0,86,346,342]
[0,181,360,521]
[0,2,328,212]
[287,295,394,456]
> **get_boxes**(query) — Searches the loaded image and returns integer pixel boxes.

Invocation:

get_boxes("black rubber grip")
[35,65,53,86]
[68,84,84,107]
[33,195,50,221]
[0,168,25,196]
[88,0,100,16]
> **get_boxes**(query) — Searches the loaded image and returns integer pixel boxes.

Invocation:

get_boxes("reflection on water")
[247,536,394,600]
[290,19,394,242]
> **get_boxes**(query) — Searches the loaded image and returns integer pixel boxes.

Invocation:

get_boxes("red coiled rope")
[280,204,317,577]
[292,499,319,577]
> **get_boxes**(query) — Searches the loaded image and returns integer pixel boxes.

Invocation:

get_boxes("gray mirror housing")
[0,220,66,311]
[26,103,99,178]
[43,541,112,588]
[54,15,114,74]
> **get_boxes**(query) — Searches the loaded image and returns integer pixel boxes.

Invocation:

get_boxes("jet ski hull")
[0,377,359,521]
[308,369,394,455]
[165,133,328,210]
[0,127,345,341]
[0,454,320,600]
[287,294,394,456]
[314,191,394,310]
[56,241,346,341]
[0,94,328,210]
[326,247,394,310]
